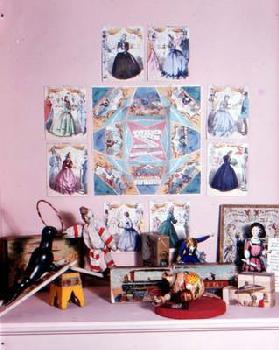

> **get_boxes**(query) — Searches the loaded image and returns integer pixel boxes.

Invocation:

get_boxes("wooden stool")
[49,272,85,310]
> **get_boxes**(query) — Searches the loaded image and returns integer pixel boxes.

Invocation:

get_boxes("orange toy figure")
[154,271,204,309]
[49,272,85,310]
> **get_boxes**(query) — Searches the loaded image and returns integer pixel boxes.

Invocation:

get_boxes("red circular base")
[154,296,226,319]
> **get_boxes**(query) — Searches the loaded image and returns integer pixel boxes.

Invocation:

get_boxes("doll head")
[186,238,198,252]
[80,206,94,224]
[247,222,266,239]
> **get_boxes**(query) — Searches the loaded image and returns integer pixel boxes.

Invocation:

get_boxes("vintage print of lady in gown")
[149,202,190,248]
[207,143,248,196]
[147,26,189,80]
[104,203,144,252]
[102,27,144,81]
[44,87,86,139]
[47,144,88,196]
[207,86,249,138]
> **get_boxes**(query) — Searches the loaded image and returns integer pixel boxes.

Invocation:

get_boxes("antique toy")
[176,234,214,264]
[3,226,57,305]
[110,264,237,304]
[223,272,276,308]
[65,206,116,273]
[153,271,204,308]
[141,233,169,267]
[49,272,85,310]
[153,270,227,319]
[242,222,267,272]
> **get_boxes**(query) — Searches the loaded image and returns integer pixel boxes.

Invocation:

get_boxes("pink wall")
[0,0,279,261]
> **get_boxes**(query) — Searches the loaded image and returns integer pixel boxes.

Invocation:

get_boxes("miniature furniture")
[48,272,85,309]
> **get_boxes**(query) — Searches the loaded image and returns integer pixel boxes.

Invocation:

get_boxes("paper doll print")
[147,26,189,80]
[92,86,201,195]
[104,203,144,252]
[207,86,249,138]
[149,202,190,244]
[208,143,248,196]
[47,144,88,196]
[102,27,144,81]
[44,87,86,138]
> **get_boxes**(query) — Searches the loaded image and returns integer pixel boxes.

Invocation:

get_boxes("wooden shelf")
[1,287,279,350]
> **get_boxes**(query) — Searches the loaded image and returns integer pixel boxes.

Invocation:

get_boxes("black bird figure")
[3,226,58,305]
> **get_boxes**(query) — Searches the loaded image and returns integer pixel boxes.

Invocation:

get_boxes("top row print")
[102,26,189,81]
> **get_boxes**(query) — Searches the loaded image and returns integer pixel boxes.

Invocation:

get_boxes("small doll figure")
[176,234,214,264]
[153,271,204,309]
[79,207,117,273]
[242,222,266,272]
[65,207,117,273]
[158,205,179,248]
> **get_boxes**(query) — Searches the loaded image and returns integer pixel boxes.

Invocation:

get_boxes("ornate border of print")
[219,204,279,270]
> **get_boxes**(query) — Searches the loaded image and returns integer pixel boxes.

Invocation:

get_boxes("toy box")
[110,264,237,303]
[110,266,168,303]
[223,285,276,308]
[223,272,276,308]
[0,235,83,294]
[141,232,169,267]
[238,272,275,292]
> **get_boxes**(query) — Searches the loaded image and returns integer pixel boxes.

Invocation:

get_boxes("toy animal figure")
[65,207,116,273]
[3,226,57,305]
[153,271,204,309]
[176,234,214,264]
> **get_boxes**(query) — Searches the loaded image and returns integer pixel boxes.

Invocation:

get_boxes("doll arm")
[196,235,211,243]
[244,240,251,259]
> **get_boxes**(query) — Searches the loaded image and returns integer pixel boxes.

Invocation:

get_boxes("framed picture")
[219,204,279,272]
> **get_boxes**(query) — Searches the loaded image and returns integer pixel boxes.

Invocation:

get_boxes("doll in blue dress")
[176,234,214,264]
[161,34,188,79]
[118,211,141,252]
[211,151,238,192]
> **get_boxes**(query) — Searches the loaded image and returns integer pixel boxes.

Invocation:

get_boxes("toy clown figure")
[65,207,116,273]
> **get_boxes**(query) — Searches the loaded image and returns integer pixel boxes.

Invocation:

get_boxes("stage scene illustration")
[207,86,249,138]
[207,142,248,196]
[92,86,201,195]
[104,203,144,252]
[44,87,86,138]
[47,144,88,196]
[102,27,144,81]
[147,26,189,80]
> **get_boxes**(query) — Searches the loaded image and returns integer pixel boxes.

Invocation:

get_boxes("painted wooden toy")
[153,271,204,308]
[49,272,85,310]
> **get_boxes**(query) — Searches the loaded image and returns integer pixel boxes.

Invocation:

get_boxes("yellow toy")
[48,272,85,310]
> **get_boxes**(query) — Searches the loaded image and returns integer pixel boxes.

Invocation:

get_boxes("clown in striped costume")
[65,207,116,273]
